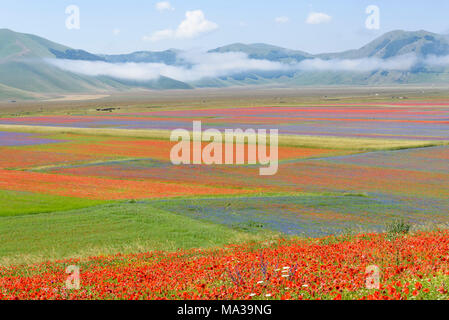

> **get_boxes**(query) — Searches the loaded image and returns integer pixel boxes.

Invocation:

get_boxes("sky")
[1,1,449,54]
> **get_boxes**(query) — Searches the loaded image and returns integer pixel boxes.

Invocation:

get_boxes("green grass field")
[0,201,268,265]
[0,190,104,217]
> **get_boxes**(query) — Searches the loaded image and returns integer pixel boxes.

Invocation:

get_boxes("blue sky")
[1,1,449,54]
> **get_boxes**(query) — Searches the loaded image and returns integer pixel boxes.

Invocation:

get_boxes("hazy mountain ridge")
[208,43,313,63]
[317,30,449,60]
[101,50,180,65]
[2,28,449,100]
[0,29,192,98]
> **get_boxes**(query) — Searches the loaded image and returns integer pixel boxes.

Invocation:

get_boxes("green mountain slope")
[317,30,449,59]
[0,60,128,93]
[0,29,192,99]
[0,83,40,100]
[0,29,70,60]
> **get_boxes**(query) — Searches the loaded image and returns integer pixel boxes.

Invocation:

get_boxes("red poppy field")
[1,230,449,300]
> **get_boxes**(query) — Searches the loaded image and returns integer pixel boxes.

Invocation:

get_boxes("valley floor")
[1,95,448,300]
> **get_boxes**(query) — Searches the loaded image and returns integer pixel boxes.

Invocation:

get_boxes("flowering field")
[0,132,61,146]
[1,230,449,300]
[0,103,449,300]
[2,104,449,140]
[44,146,449,199]
[29,135,349,163]
[37,145,449,236]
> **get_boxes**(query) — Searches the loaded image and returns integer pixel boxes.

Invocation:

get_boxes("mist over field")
[47,51,449,82]
[47,51,286,82]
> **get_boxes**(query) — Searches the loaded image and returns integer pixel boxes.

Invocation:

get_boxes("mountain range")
[1,28,449,100]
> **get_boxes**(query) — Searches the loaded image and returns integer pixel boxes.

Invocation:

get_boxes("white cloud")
[48,51,285,82]
[424,54,449,66]
[143,29,174,42]
[144,10,218,42]
[306,12,332,25]
[112,28,120,36]
[176,10,218,39]
[275,16,290,24]
[49,52,449,83]
[297,54,418,72]
[156,1,174,12]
